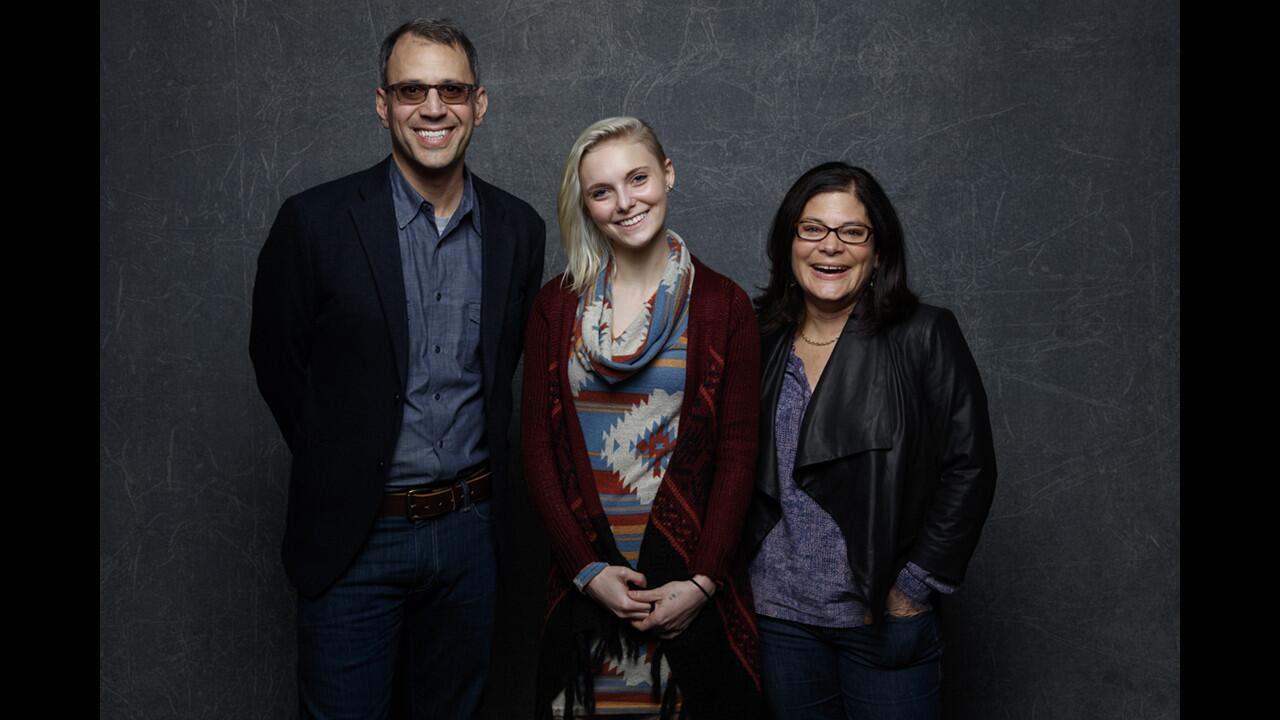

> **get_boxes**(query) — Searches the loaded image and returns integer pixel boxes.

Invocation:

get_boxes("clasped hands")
[584,565,712,640]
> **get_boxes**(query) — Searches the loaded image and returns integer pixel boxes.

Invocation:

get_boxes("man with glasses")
[250,17,545,719]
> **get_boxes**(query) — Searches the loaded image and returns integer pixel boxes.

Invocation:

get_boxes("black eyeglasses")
[381,81,477,105]
[794,221,874,246]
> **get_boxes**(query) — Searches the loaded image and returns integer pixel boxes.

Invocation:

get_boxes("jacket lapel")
[755,329,791,503]
[795,321,895,474]
[350,158,409,386]
[474,173,515,395]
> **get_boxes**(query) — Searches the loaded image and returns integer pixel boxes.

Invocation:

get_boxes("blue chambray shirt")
[385,161,487,489]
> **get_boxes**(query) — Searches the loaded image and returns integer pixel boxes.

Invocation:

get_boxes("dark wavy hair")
[755,162,918,336]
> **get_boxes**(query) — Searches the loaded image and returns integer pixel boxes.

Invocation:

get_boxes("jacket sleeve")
[249,198,313,454]
[907,308,998,585]
[690,287,762,584]
[521,289,602,580]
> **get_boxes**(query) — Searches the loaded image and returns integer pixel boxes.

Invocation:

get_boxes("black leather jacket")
[743,303,997,620]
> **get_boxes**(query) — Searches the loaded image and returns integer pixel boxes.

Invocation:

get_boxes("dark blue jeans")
[297,499,497,719]
[757,613,943,720]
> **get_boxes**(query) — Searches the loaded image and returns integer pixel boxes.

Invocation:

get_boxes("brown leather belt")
[380,465,492,521]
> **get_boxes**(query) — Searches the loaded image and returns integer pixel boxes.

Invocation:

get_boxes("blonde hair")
[558,116,669,294]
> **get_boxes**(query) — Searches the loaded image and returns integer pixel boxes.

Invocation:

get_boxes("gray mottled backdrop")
[100,0,1179,717]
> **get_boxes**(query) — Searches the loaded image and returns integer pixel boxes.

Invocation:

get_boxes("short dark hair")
[754,162,918,336]
[379,18,480,86]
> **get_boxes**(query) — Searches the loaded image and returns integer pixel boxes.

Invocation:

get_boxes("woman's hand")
[885,585,929,618]
[860,585,931,624]
[584,565,653,620]
[626,575,714,639]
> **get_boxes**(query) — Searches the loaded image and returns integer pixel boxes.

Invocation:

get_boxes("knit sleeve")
[521,286,602,580]
[689,285,761,583]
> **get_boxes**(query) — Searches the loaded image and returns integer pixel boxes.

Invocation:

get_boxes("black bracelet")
[689,576,712,600]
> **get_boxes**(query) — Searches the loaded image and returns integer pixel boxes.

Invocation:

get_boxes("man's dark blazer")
[250,157,546,598]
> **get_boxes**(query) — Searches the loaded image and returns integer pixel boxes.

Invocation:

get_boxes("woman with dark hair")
[522,116,763,719]
[743,162,997,719]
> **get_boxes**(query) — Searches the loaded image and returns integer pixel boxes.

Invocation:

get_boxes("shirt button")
[393,393,402,404]
[376,460,386,470]
[434,393,441,401]
[434,345,441,354]
[435,292,442,301]
[436,440,444,448]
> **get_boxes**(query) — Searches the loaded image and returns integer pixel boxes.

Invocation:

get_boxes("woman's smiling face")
[578,138,675,254]
[791,190,878,315]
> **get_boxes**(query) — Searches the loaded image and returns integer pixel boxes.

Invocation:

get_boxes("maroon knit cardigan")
[522,256,763,706]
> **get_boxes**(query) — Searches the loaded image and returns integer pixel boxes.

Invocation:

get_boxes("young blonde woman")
[522,117,764,719]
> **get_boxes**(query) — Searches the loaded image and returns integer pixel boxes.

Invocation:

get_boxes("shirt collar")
[388,160,482,237]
